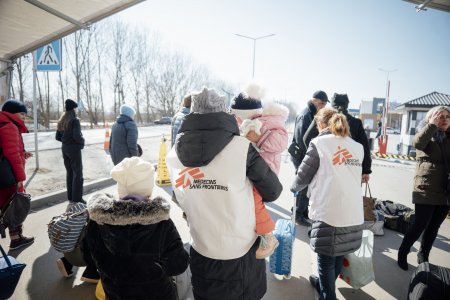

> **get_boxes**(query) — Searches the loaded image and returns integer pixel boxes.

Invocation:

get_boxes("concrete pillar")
[0,61,8,105]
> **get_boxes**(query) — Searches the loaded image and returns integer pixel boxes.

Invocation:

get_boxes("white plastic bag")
[339,230,375,289]
[174,243,194,300]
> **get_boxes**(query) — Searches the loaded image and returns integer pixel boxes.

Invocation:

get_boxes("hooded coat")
[171,106,190,146]
[167,111,282,300]
[109,115,138,165]
[0,111,28,207]
[412,122,450,206]
[86,193,189,300]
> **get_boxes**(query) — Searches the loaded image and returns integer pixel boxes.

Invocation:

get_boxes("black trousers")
[62,146,84,202]
[399,203,449,255]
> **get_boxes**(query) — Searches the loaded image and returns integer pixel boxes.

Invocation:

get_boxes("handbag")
[0,153,16,189]
[339,230,375,289]
[288,140,303,161]
[48,203,88,253]
[0,244,26,299]
[0,188,31,238]
[363,183,376,221]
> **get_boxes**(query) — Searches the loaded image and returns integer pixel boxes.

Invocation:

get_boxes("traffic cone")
[104,123,110,154]
[156,135,171,186]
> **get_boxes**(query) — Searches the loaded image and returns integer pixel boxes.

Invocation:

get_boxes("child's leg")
[253,187,275,235]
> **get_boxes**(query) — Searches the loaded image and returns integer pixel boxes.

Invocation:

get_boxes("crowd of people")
[0,84,449,299]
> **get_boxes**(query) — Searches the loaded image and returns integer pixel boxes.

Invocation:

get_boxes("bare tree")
[110,19,128,116]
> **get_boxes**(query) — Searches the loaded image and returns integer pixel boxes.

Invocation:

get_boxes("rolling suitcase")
[408,262,450,300]
[269,193,296,278]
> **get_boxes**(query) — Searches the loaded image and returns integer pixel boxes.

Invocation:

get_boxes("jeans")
[317,254,344,300]
[399,204,449,256]
[62,146,84,202]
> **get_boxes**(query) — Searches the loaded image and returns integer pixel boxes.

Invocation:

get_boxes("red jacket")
[0,111,28,207]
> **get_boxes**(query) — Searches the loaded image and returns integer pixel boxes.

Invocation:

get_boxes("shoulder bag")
[0,187,31,238]
[0,244,26,299]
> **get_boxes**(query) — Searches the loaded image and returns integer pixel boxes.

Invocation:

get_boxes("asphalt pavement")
[1,152,449,300]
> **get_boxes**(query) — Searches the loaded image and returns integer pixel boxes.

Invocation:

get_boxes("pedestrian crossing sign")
[36,40,62,71]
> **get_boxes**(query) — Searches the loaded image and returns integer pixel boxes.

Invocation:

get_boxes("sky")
[119,0,450,109]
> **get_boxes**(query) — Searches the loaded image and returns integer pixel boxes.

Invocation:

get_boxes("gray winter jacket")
[109,115,138,165]
[291,130,363,256]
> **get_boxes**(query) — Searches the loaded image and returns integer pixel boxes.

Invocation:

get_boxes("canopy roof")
[0,0,144,61]
[403,0,450,12]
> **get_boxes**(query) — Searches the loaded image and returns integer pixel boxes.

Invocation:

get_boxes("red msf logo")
[332,146,353,165]
[175,167,204,188]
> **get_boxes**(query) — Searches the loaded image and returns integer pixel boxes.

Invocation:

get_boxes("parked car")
[386,127,400,135]
[154,117,172,125]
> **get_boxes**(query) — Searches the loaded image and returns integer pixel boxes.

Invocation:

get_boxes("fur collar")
[262,103,289,119]
[87,193,170,226]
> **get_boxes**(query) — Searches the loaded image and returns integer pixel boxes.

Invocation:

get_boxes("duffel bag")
[408,262,450,300]
[48,203,87,253]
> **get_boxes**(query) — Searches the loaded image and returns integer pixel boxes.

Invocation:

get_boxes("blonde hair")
[425,106,450,123]
[182,95,192,108]
[315,107,350,137]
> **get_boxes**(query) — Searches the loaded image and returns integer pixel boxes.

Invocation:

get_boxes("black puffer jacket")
[86,193,189,300]
[175,112,282,300]
[55,118,85,149]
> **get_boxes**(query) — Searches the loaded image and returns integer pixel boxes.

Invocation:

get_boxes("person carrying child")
[231,82,289,259]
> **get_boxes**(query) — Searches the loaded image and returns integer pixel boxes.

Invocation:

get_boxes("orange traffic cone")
[104,123,110,154]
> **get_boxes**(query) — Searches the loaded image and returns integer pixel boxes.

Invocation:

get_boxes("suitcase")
[408,262,450,300]
[269,193,296,277]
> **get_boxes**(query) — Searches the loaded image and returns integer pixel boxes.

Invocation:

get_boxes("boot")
[417,248,429,264]
[397,251,408,271]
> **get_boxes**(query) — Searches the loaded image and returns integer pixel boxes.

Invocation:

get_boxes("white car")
[386,127,400,135]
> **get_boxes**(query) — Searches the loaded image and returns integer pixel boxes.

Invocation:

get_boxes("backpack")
[48,203,88,253]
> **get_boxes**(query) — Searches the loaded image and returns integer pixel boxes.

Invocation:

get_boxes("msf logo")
[332,146,353,165]
[175,167,204,188]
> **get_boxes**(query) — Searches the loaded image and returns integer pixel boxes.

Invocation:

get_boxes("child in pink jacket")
[231,82,289,259]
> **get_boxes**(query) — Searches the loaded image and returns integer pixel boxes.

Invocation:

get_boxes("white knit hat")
[110,157,154,198]
[190,87,227,113]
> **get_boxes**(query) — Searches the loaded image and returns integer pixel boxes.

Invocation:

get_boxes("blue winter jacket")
[109,115,138,165]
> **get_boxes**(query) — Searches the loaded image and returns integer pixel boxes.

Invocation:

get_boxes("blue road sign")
[36,40,62,71]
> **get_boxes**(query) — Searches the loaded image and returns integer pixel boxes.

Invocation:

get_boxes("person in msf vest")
[291,107,364,300]
[397,106,450,270]
[86,157,189,300]
[56,99,85,205]
[166,87,282,300]
[109,104,138,165]
[0,99,34,250]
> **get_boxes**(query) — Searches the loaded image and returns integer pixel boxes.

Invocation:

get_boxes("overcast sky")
[119,0,450,109]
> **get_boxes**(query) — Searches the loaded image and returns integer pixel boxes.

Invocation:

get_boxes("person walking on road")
[291,107,364,300]
[290,90,329,225]
[109,104,138,165]
[86,157,189,300]
[171,95,191,147]
[166,87,282,300]
[397,106,450,270]
[0,99,34,250]
[56,99,85,204]
[304,93,372,183]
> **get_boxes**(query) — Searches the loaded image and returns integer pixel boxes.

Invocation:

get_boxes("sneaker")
[256,233,279,259]
[309,275,320,294]
[80,267,100,284]
[56,257,74,278]
[10,236,34,250]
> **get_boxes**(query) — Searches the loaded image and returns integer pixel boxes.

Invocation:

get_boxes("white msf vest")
[166,136,256,260]
[308,135,364,227]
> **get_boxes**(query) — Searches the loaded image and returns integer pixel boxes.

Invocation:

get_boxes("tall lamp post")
[235,33,275,78]
[378,68,397,154]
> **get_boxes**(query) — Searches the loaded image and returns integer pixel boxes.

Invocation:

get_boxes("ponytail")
[329,113,350,137]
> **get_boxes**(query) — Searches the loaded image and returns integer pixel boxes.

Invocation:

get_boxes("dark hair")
[57,110,76,131]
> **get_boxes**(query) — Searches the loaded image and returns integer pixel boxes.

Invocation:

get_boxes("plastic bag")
[339,230,375,289]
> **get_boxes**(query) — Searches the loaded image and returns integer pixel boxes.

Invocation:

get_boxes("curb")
[31,177,115,210]
[371,152,416,161]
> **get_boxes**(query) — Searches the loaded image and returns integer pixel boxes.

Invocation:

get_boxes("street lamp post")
[378,68,397,154]
[235,33,275,78]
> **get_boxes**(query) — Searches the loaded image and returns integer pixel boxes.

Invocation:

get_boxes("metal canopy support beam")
[24,0,88,29]
[416,0,434,11]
